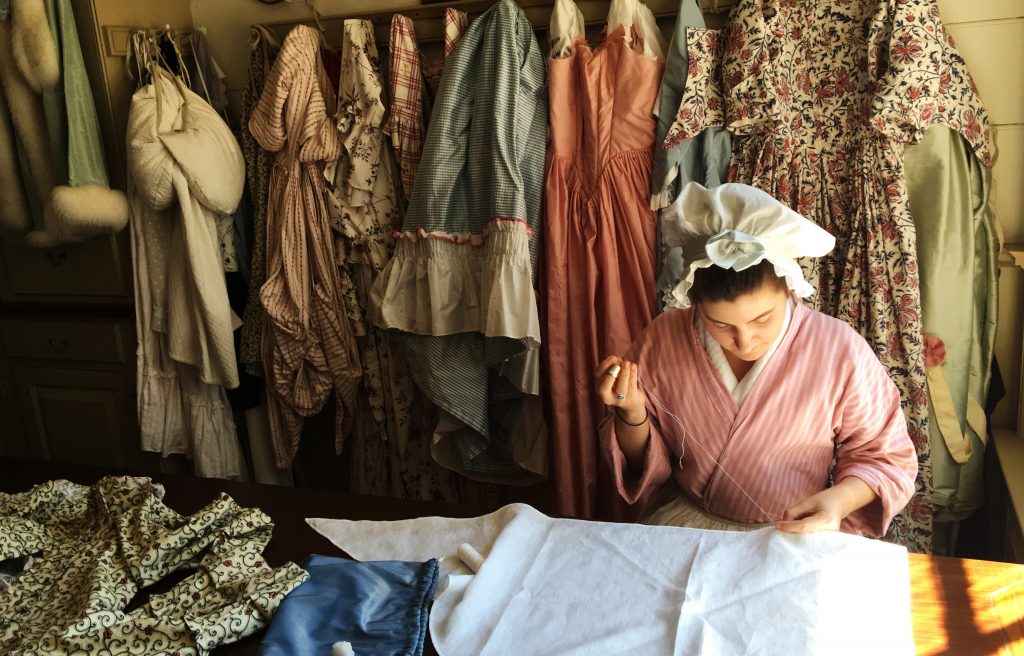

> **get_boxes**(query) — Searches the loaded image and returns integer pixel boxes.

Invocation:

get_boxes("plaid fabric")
[400,0,546,257]
[389,10,468,201]
[443,8,468,58]
[249,26,362,468]
[422,9,468,113]
[379,0,549,478]
[387,15,425,200]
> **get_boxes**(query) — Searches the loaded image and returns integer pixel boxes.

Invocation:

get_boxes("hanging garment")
[0,0,127,245]
[905,126,998,540]
[371,0,548,483]
[250,25,362,468]
[601,301,918,538]
[421,7,468,107]
[259,555,439,656]
[650,0,730,210]
[0,477,307,655]
[130,67,242,390]
[239,25,280,377]
[661,0,992,553]
[185,30,230,116]
[182,29,236,273]
[651,0,732,310]
[386,9,467,200]
[543,0,666,517]
[328,20,461,502]
[127,65,243,478]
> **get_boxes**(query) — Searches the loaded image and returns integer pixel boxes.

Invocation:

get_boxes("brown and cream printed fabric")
[663,0,992,552]
[238,26,280,377]
[0,477,306,655]
[249,25,363,468]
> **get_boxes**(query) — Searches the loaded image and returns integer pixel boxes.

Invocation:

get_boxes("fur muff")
[24,185,129,247]
[10,0,60,92]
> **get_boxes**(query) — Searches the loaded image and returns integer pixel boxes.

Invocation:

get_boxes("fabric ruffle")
[370,219,540,346]
[138,365,240,480]
[549,0,585,59]
[663,253,811,310]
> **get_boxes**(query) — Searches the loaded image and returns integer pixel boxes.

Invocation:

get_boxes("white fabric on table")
[308,504,913,656]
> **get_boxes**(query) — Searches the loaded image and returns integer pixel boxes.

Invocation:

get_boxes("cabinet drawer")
[1,319,132,364]
[0,233,130,301]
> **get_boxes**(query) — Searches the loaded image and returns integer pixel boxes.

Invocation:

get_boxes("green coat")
[905,125,998,529]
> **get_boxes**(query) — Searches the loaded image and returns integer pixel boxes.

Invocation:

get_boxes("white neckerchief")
[698,298,793,407]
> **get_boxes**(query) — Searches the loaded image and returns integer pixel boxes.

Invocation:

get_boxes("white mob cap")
[661,182,835,309]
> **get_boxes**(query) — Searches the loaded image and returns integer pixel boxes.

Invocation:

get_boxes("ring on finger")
[616,394,625,401]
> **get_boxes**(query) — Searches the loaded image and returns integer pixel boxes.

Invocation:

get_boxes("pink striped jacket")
[602,301,918,537]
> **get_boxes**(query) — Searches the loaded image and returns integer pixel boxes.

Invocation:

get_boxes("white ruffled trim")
[370,219,540,346]
[549,0,585,58]
[664,253,814,310]
[608,0,666,60]
[138,367,241,479]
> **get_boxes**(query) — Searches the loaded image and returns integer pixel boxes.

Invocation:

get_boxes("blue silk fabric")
[260,555,440,656]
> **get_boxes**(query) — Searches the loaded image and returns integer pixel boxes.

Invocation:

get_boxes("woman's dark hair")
[688,260,788,304]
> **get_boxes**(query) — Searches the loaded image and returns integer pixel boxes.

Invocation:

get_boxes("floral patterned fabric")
[0,477,306,655]
[327,20,461,502]
[662,0,992,553]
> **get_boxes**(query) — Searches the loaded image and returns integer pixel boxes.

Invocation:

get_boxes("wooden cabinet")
[0,359,26,458]
[0,318,158,473]
[10,365,154,471]
[0,235,131,304]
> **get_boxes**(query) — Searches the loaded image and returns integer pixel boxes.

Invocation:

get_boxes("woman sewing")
[596,182,918,537]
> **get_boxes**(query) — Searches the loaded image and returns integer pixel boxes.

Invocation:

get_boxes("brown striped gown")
[249,25,361,468]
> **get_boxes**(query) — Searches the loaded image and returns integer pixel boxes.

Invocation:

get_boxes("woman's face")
[697,285,790,362]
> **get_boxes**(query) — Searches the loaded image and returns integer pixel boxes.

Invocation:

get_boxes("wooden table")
[2,457,1023,655]
[908,552,1024,655]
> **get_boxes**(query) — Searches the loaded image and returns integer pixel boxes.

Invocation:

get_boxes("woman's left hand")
[774,489,845,533]
[774,477,877,534]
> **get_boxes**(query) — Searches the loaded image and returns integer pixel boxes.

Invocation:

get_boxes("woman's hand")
[595,355,646,423]
[774,477,877,534]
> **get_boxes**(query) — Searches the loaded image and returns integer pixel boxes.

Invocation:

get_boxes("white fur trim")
[11,0,59,92]
[24,185,129,247]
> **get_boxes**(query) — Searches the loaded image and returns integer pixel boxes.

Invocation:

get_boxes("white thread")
[637,378,776,523]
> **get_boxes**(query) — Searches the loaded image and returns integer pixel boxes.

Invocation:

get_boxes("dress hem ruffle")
[370,219,541,345]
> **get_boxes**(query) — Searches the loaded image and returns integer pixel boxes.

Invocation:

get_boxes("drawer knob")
[45,251,69,267]
[47,337,69,353]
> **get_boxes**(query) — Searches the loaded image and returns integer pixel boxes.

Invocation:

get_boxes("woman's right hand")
[595,355,647,424]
